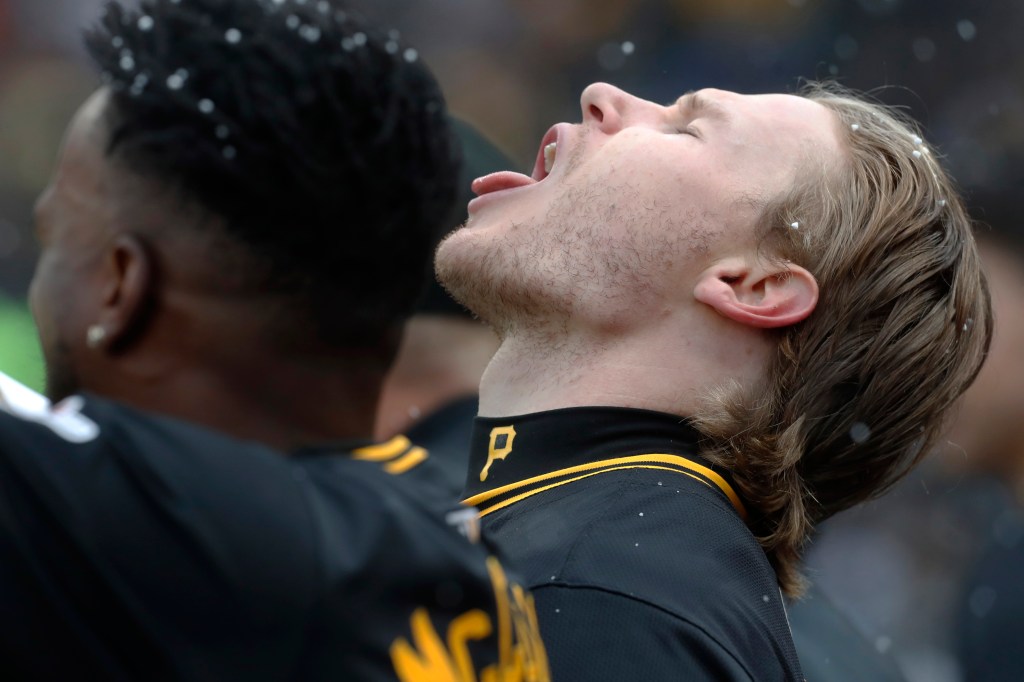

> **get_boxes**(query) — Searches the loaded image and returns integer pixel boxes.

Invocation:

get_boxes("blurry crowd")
[2,1,1023,680]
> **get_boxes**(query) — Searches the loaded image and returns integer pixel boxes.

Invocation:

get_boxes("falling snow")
[300,25,321,43]
[850,422,872,444]
[912,37,936,63]
[969,586,997,618]
[166,69,188,90]
[834,35,859,61]
[875,636,892,654]
[957,20,977,42]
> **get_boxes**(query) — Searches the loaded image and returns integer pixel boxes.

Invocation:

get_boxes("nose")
[580,82,643,134]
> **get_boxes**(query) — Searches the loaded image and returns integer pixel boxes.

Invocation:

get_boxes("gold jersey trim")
[353,436,413,462]
[353,436,430,476]
[464,453,746,520]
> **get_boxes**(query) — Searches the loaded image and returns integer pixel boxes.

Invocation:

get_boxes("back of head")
[85,0,459,347]
[694,83,993,596]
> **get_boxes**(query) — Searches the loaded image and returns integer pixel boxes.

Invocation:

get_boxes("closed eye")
[676,125,702,140]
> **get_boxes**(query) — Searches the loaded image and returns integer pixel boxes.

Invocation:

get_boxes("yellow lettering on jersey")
[481,557,551,682]
[511,584,549,680]
[390,557,549,682]
[449,610,493,681]
[480,426,517,482]
[391,608,492,682]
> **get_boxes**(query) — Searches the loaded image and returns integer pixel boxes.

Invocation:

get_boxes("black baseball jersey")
[295,431,458,504]
[402,395,478,500]
[0,390,548,681]
[463,407,804,682]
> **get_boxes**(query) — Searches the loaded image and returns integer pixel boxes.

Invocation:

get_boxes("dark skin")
[29,88,390,450]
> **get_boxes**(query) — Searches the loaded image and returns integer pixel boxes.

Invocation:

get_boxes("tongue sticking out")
[472,171,537,197]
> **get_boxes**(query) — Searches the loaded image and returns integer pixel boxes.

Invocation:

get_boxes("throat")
[122,356,386,451]
[477,332,698,419]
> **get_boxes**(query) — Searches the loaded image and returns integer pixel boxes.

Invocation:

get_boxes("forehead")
[689,89,845,200]
[703,89,841,150]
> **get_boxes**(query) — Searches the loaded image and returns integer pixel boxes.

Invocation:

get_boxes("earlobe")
[694,259,818,329]
[93,234,155,351]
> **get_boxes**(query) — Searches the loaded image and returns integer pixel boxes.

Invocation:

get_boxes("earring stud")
[86,325,107,349]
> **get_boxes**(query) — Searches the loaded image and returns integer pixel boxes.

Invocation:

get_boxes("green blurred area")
[0,296,44,392]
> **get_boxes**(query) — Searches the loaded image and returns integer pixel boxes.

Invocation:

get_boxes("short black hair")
[85,0,460,346]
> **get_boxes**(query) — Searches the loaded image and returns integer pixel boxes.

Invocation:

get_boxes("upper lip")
[531,124,564,182]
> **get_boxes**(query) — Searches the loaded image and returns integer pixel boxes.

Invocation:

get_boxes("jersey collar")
[462,406,745,519]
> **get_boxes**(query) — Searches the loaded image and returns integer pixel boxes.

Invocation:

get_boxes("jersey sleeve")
[0,396,321,679]
[349,434,461,503]
[531,584,756,682]
[294,460,550,681]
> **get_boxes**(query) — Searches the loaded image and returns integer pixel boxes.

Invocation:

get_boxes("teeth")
[543,142,557,174]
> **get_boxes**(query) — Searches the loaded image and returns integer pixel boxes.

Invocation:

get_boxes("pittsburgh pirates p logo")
[480,425,516,482]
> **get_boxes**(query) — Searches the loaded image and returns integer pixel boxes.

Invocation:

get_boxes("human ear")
[90,233,155,351]
[693,257,818,329]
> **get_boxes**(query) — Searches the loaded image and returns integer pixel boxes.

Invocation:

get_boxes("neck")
[109,352,385,451]
[477,311,769,419]
[85,290,391,450]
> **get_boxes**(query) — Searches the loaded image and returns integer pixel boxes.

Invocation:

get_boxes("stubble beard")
[435,179,710,344]
[435,222,574,341]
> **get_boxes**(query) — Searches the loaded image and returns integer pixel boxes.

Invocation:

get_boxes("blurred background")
[2,1,1023,680]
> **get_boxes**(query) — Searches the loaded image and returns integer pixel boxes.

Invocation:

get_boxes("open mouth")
[468,125,564,207]
[544,142,557,174]
[532,126,561,181]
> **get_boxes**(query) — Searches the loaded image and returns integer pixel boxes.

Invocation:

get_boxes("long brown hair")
[692,83,993,596]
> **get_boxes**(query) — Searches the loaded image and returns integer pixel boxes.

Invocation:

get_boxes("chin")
[434,239,481,314]
[434,224,479,282]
